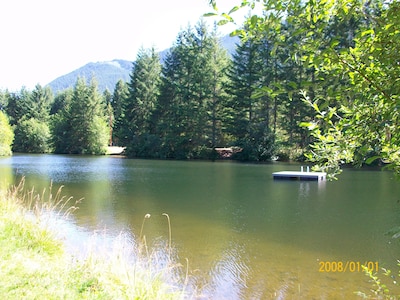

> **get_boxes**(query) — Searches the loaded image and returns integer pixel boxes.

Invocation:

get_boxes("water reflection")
[201,243,250,299]
[0,156,14,188]
[2,156,400,298]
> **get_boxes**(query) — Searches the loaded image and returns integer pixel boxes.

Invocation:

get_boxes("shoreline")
[0,182,189,299]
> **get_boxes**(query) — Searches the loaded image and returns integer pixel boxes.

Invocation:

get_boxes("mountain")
[46,35,239,94]
[47,59,132,93]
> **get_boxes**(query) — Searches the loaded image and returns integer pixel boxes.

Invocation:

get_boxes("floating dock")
[273,167,326,181]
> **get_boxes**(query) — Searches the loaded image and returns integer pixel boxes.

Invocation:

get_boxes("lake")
[1,154,400,298]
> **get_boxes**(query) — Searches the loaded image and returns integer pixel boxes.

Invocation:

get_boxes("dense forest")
[1,0,399,175]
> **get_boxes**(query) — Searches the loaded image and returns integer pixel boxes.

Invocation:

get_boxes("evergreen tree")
[29,84,53,121]
[50,89,73,115]
[5,88,32,126]
[204,26,231,151]
[226,36,274,161]
[125,47,162,157]
[157,32,194,158]
[110,80,129,146]
[103,89,113,146]
[158,20,230,159]
[190,21,230,155]
[51,89,73,153]
[53,77,108,154]
[275,21,314,152]
[226,37,262,139]
[212,0,395,172]
[8,85,53,153]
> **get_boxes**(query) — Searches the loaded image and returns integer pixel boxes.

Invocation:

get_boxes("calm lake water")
[1,154,400,299]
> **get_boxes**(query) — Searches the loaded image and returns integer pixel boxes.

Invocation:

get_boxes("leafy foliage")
[13,118,51,153]
[0,111,14,156]
[300,0,400,177]
[210,0,399,173]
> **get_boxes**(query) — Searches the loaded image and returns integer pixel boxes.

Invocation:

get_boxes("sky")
[0,0,246,91]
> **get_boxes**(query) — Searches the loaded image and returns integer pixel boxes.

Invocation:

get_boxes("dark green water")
[1,154,400,298]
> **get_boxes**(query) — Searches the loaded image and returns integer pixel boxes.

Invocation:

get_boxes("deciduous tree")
[0,111,14,156]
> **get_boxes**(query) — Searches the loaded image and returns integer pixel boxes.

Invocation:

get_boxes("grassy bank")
[0,180,188,299]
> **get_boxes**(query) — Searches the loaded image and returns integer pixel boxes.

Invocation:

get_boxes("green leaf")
[288,81,297,89]
[217,19,229,26]
[230,29,244,37]
[300,122,317,130]
[365,156,381,165]
[330,39,340,48]
[203,12,218,17]
[313,14,317,23]
[250,15,258,27]
[221,13,233,22]
[361,29,374,37]
[229,6,240,14]
[312,102,321,113]
[208,0,217,11]
[240,1,249,8]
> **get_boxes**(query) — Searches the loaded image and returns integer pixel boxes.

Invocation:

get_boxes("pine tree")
[225,35,274,161]
[226,37,262,139]
[110,80,129,146]
[157,20,230,159]
[127,47,161,136]
[103,89,113,146]
[124,47,162,157]
[53,77,108,154]
[5,88,32,125]
[204,26,231,150]
[50,89,73,115]
[8,85,53,153]
[30,84,53,122]
[51,89,73,153]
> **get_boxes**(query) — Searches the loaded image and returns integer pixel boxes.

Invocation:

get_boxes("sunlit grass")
[0,179,191,299]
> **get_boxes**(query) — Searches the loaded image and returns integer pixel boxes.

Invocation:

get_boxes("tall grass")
[0,179,193,299]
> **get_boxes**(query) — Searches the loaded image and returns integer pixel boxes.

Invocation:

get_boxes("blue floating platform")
[273,170,327,181]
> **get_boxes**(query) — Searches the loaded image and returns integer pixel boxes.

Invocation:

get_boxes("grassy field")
[0,180,189,299]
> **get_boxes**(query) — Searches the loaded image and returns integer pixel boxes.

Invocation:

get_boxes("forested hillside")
[46,36,239,94]
[1,0,398,172]
[47,60,132,94]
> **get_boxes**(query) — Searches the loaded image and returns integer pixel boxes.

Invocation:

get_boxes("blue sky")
[0,0,248,91]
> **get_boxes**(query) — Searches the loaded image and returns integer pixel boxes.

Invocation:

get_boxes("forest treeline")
[1,0,398,168]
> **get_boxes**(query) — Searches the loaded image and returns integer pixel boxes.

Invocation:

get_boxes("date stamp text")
[318,261,379,273]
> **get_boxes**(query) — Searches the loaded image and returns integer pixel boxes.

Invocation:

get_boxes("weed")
[0,179,193,299]
[356,261,400,299]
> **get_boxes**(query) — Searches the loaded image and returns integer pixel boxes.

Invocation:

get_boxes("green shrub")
[13,118,51,153]
[0,111,14,156]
